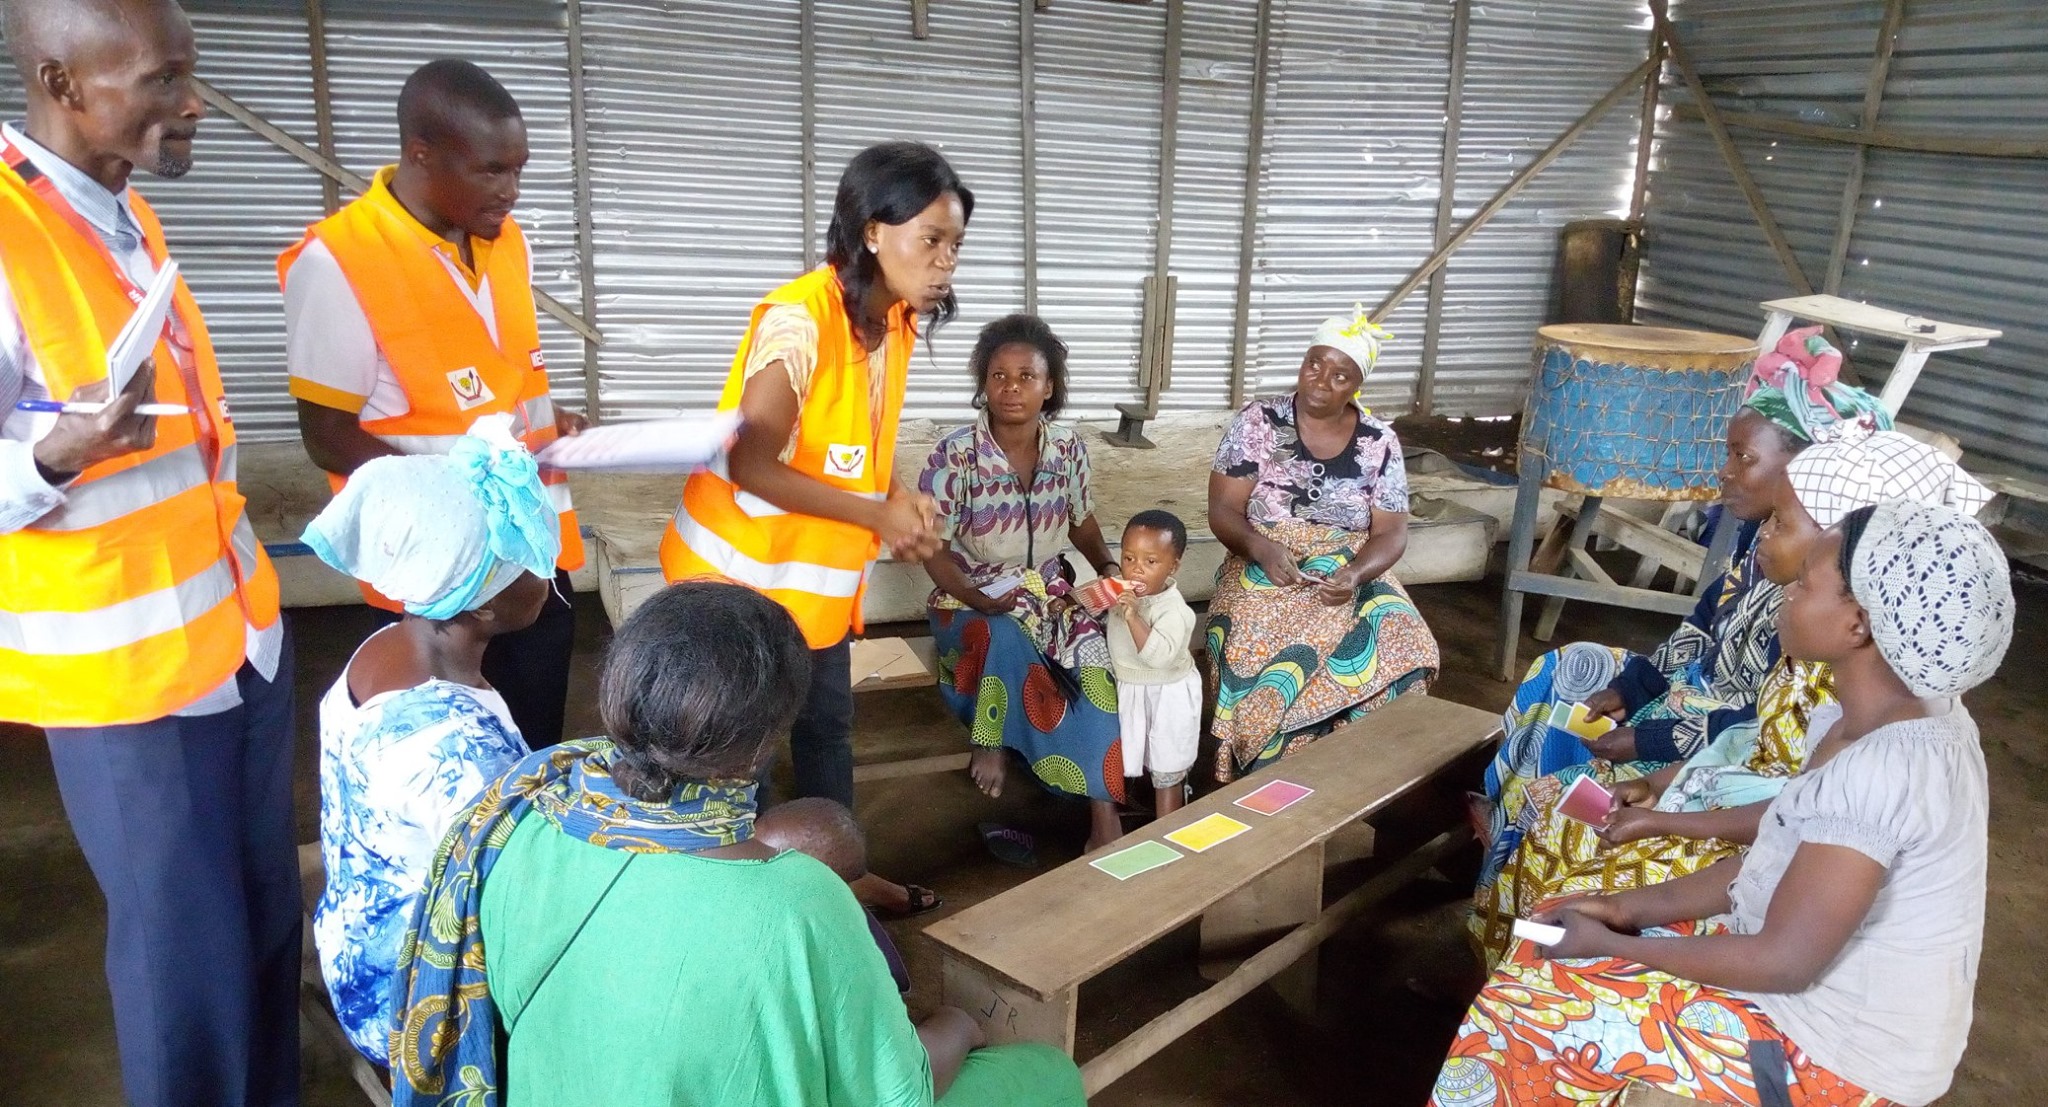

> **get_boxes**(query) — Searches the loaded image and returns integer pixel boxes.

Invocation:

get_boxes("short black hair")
[1836,502,1878,598]
[754,797,868,882]
[824,141,974,347]
[1126,509,1188,557]
[396,59,521,147]
[969,313,1069,419]
[599,581,811,801]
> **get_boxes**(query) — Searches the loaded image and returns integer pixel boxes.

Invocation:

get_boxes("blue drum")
[1520,324,1756,500]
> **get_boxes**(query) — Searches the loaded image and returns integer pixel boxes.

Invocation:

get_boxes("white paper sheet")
[534,413,741,471]
[108,259,180,395]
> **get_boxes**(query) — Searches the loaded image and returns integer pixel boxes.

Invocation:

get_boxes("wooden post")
[1149,0,1183,399]
[911,0,930,40]
[1226,0,1275,409]
[1370,55,1658,326]
[1651,0,1814,297]
[1824,0,1908,296]
[1417,0,1472,417]
[1020,0,1040,314]
[1627,35,1665,228]
[565,0,603,421]
[303,0,340,215]
[801,0,820,269]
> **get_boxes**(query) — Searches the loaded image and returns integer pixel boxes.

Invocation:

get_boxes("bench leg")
[1498,460,1546,681]
[941,953,1077,1055]
[1535,496,1603,643]
[1198,843,1325,1020]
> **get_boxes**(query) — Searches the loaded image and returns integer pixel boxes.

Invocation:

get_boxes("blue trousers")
[45,634,302,1107]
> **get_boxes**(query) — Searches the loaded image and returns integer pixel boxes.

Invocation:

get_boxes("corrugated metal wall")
[1636,0,2048,479]
[2,0,1661,441]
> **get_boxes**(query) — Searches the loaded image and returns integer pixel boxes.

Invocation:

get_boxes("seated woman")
[1474,341,1889,927]
[1469,429,1991,961]
[1433,499,2013,1107]
[919,314,1125,849]
[300,415,558,1064]
[1206,306,1439,780]
[387,580,1085,1107]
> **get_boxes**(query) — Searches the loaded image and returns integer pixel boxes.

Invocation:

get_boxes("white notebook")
[534,412,741,471]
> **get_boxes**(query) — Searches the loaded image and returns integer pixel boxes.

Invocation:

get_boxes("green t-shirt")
[479,817,1082,1107]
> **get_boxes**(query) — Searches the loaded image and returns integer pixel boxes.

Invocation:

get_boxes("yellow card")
[1164,813,1252,854]
[1550,701,1617,741]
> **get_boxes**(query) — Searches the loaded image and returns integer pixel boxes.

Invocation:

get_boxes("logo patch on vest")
[825,444,868,480]
[447,367,495,411]
[530,349,546,371]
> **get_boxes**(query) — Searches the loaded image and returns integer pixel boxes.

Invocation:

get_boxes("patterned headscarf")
[1744,323,1884,444]
[1741,325,1890,445]
[388,740,757,1106]
[1785,430,1992,529]
[1849,500,2013,698]
[303,414,560,619]
[1310,303,1393,378]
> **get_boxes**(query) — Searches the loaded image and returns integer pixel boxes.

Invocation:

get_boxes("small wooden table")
[922,693,1500,1096]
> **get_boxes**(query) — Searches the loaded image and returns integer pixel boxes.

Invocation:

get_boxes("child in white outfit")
[1104,510,1204,819]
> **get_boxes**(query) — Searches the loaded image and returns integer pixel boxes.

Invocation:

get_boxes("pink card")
[1234,779,1314,816]
[1557,774,1614,827]
[1076,576,1128,615]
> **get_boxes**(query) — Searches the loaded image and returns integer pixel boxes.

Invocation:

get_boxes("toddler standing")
[1105,510,1204,818]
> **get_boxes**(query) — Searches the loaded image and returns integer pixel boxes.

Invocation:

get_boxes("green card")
[1089,839,1183,881]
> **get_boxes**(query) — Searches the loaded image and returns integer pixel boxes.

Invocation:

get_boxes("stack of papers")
[535,412,741,471]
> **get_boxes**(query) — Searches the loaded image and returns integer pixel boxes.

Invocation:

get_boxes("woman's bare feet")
[1085,799,1123,853]
[968,747,1007,798]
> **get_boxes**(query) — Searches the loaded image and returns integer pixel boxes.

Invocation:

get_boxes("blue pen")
[15,398,188,416]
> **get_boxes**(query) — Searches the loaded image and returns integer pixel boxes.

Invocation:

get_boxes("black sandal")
[880,883,944,920]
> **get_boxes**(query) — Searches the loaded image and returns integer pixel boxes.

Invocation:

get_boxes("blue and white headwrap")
[304,414,562,620]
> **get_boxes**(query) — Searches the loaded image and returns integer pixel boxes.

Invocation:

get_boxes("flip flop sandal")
[885,883,944,919]
[977,821,1038,868]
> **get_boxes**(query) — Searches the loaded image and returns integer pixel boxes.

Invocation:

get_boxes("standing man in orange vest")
[0,1,300,1103]
[280,59,584,748]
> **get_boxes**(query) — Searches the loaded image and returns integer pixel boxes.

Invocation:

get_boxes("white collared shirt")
[0,122,281,716]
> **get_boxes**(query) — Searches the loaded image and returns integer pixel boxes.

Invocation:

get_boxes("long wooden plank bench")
[922,693,1501,1096]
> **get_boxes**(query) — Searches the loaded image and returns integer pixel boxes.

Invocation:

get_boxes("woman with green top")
[386,580,1084,1107]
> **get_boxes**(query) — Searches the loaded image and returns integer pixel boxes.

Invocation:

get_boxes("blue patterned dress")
[920,416,1124,802]
[314,672,529,1062]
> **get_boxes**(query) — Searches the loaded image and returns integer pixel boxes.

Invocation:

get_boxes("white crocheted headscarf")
[1846,500,2013,698]
[1785,430,1992,529]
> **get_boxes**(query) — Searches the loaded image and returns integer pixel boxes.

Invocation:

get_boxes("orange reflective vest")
[277,168,582,612]
[0,160,281,727]
[660,266,913,649]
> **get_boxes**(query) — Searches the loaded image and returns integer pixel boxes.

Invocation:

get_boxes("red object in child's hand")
[1076,576,1128,615]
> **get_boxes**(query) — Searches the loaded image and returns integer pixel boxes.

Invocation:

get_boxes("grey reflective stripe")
[0,557,236,655]
[545,481,573,513]
[521,395,554,429]
[229,516,263,577]
[33,444,211,532]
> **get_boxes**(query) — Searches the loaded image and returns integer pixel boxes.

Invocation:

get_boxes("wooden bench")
[922,693,1500,1096]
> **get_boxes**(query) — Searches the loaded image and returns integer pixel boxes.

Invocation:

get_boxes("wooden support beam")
[1020,0,1040,313]
[1824,0,1909,296]
[1149,0,1183,392]
[1669,104,2048,160]
[565,0,603,420]
[1652,0,1814,297]
[302,0,339,215]
[1225,0,1275,408]
[1370,54,1658,326]
[1627,34,1664,226]
[912,0,930,40]
[193,78,604,347]
[1417,0,1472,417]
[801,0,820,268]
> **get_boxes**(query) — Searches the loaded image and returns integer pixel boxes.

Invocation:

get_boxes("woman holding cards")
[662,141,964,916]
[1469,429,1991,963]
[1471,341,1891,957]
[919,314,1126,851]
[1204,307,1440,782]
[1433,499,2012,1107]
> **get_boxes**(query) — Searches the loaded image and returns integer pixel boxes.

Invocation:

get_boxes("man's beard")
[153,150,194,178]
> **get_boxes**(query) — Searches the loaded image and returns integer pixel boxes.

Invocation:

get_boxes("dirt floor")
[3,572,2043,1106]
